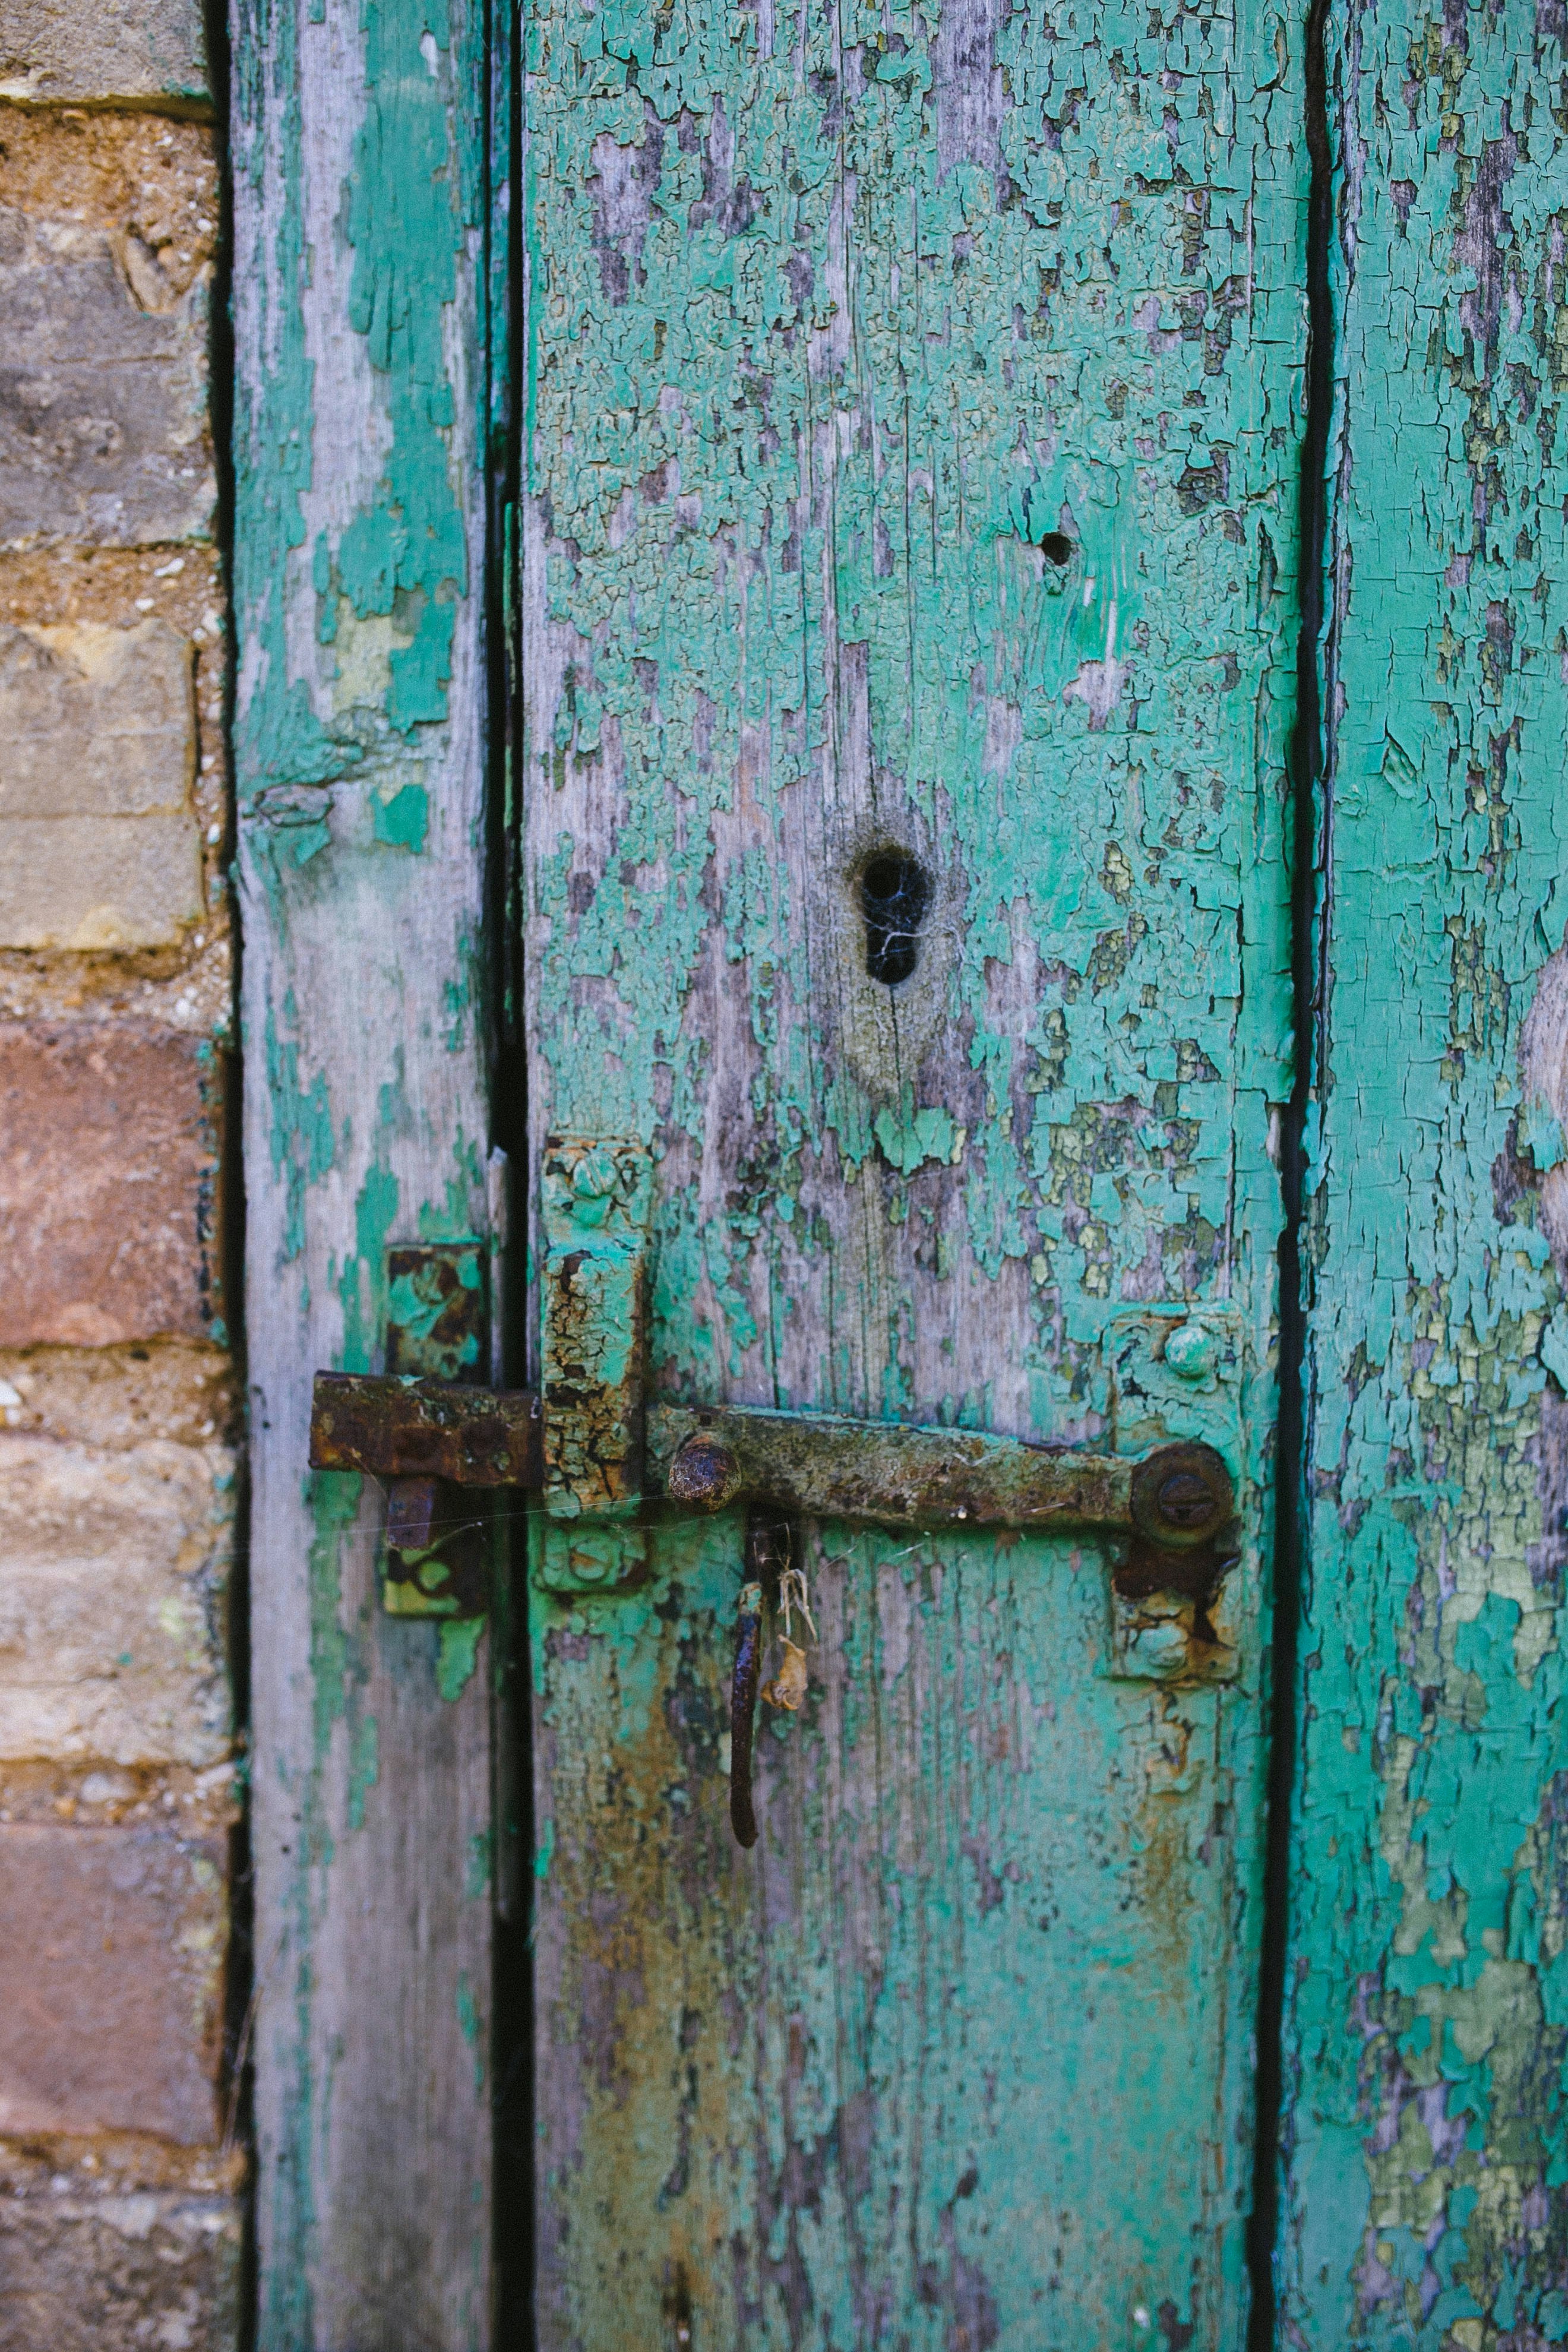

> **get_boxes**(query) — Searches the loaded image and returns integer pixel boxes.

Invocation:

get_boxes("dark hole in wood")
[663,2260,694,2348]
[1039,530,1073,565]
[859,851,931,986]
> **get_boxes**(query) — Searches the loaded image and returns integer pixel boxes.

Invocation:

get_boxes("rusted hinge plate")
[310,1379,1233,1551]
[536,1136,653,1594]
[311,1373,542,1486]
[305,1250,1247,1626]
[381,1243,492,1618]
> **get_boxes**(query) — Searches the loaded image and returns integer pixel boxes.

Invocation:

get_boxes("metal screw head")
[667,1431,743,1513]
[567,1147,621,1226]
[1156,1469,1217,1528]
[572,1147,618,1199]
[1164,1320,1218,1381]
[1129,1441,1233,1550]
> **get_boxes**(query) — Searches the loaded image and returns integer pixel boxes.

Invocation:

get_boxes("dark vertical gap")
[203,0,254,2342]
[486,0,533,2340]
[1247,0,1333,2341]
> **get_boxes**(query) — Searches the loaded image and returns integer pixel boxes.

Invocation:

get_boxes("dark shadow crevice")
[486,0,535,2342]
[203,0,255,2339]
[1246,0,1335,2341]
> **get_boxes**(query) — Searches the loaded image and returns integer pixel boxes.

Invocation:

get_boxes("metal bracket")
[536,1136,652,1594]
[380,1243,491,1618]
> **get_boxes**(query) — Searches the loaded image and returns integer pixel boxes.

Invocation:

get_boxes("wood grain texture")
[230,0,496,2341]
[521,0,1306,2340]
[1281,4,1568,2343]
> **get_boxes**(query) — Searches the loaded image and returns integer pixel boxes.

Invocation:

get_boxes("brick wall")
[0,5,242,2343]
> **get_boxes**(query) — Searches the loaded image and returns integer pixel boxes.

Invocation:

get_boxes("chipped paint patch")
[437,1617,484,1701]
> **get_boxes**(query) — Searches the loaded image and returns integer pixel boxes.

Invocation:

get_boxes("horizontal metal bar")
[646,1402,1136,1531]
[309,1376,1231,1548]
[310,1374,543,1487]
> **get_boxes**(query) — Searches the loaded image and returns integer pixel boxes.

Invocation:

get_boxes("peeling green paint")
[346,1714,380,1832]
[437,1617,485,1701]
[337,1163,400,1376]
[343,1,470,736]
[235,0,1568,2326]
[230,0,343,805]
[304,1474,357,1770]
[267,998,336,1264]
[872,1099,966,1174]
[464,1829,492,1901]
[456,1972,484,2094]
[1281,5,1568,2344]
[233,0,495,2326]
[372,781,431,852]
[523,0,1305,2337]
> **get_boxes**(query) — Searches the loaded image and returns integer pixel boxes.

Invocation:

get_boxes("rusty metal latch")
[306,1139,1241,1640]
[308,1141,1245,1851]
[308,1376,1234,1560]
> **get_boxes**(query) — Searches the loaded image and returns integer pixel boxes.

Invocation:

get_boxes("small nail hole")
[858,852,931,987]
[1038,532,1074,565]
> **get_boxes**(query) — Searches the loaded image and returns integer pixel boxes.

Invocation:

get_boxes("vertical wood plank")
[1283,2,1568,2339]
[230,0,496,2341]
[521,0,1307,2340]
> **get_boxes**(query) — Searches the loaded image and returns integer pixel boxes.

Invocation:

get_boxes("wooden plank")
[521,1,1307,2340]
[230,0,497,2341]
[1281,3,1568,2340]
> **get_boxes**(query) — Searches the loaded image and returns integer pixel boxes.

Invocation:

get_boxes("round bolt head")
[1156,1469,1217,1528]
[572,1147,618,1197]
[1165,1320,1218,1380]
[667,1431,743,1513]
[1129,1441,1233,1550]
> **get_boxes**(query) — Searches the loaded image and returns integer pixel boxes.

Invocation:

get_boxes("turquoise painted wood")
[230,0,500,2341]
[1279,2,1568,2342]
[226,0,1568,2338]
[520,3,1307,2342]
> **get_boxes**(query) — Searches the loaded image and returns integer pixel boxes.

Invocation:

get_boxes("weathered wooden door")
[235,0,1568,2342]
[520,5,1304,2343]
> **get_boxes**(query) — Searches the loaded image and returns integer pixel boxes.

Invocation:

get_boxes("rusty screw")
[667,1431,743,1513]
[1129,1441,1232,1550]
[1156,1468,1218,1529]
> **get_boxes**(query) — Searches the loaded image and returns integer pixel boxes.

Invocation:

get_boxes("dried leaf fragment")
[761,1638,808,1712]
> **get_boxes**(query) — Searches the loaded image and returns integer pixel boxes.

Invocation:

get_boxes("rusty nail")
[667,1431,743,1512]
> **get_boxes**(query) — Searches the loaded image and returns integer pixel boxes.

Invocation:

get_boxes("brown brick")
[0,201,213,545]
[0,1434,233,1767]
[0,1341,234,1451]
[0,619,203,949]
[0,1024,223,1346]
[0,113,217,290]
[0,0,209,108]
[0,1820,225,2142]
[0,2189,239,2352]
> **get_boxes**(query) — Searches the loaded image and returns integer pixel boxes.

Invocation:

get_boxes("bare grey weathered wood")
[231,0,495,2340]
